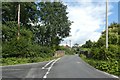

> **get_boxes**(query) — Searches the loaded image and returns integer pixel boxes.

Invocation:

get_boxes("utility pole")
[69,40,71,48]
[106,0,108,49]
[17,3,20,40]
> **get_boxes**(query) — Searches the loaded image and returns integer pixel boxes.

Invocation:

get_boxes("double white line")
[42,58,61,78]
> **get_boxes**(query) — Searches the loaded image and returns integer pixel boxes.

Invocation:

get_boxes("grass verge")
[1,57,58,66]
[79,54,119,76]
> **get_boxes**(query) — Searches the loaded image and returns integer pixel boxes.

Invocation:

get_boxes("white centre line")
[42,59,55,69]
[43,58,60,78]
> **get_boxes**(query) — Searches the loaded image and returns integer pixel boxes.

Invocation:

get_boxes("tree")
[2,2,38,27]
[82,40,93,48]
[2,2,72,48]
[34,2,72,47]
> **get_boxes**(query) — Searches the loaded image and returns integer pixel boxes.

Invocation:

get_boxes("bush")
[2,57,29,65]
[2,22,54,58]
[90,48,100,59]
[2,37,32,57]
[2,39,54,58]
[95,60,119,76]
[108,33,118,45]
[90,47,114,60]
[2,57,55,66]
[108,45,119,59]
[64,48,74,55]
[38,46,54,58]
[82,58,119,76]
[79,54,86,59]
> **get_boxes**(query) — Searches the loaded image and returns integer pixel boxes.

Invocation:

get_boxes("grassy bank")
[80,54,119,76]
[1,57,57,66]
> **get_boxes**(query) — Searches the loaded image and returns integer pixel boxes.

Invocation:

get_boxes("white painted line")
[43,71,49,78]
[96,69,119,79]
[76,62,81,64]
[42,59,55,69]
[43,58,60,78]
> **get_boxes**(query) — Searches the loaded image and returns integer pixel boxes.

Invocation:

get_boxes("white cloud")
[60,0,113,46]
[62,0,119,2]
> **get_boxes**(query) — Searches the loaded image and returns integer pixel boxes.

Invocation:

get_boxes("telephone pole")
[69,40,71,48]
[106,0,108,49]
[17,3,20,40]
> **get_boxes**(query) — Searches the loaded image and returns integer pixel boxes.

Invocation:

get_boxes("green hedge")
[2,57,55,66]
[80,55,119,76]
[2,22,54,58]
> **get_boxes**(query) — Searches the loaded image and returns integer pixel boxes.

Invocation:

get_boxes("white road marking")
[43,58,60,78]
[42,59,55,69]
[96,69,119,78]
[76,62,81,64]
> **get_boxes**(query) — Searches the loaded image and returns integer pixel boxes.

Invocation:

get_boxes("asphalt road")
[1,54,119,79]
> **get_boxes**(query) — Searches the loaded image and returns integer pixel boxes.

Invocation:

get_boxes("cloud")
[60,0,113,46]
[62,0,120,2]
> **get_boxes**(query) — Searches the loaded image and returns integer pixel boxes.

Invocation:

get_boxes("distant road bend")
[2,54,119,80]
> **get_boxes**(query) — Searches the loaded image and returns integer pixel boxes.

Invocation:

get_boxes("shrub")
[64,48,74,55]
[108,44,119,59]
[90,48,100,59]
[95,60,119,76]
[108,33,118,45]
[2,37,32,58]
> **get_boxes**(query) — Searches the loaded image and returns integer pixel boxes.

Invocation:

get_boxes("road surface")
[1,54,119,80]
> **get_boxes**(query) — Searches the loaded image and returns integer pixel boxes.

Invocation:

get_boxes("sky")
[60,0,119,46]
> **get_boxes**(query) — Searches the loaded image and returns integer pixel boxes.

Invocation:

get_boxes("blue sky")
[60,0,119,46]
[109,2,118,24]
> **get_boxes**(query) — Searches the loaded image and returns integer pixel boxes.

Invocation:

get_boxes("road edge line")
[96,69,119,79]
[42,59,55,69]
[43,58,60,78]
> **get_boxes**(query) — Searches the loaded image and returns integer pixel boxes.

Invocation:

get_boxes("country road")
[1,54,119,80]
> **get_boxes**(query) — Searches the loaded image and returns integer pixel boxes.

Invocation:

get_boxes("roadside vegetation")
[1,2,72,66]
[74,23,120,76]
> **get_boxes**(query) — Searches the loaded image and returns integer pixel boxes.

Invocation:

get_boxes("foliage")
[96,38,105,47]
[90,48,100,59]
[64,48,74,55]
[2,2,72,65]
[2,22,54,58]
[2,38,54,58]
[81,40,93,48]
[2,2,38,26]
[81,57,119,76]
[34,2,72,47]
[79,22,120,76]
[2,2,72,48]
[2,57,55,66]
[2,21,33,43]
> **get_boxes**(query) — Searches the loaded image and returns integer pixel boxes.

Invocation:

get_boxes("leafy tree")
[89,23,119,60]
[82,40,93,48]
[2,21,33,43]
[2,2,38,27]
[34,2,72,47]
[96,38,105,47]
[2,2,72,48]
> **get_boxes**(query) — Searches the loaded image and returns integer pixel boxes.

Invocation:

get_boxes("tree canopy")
[2,2,72,47]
